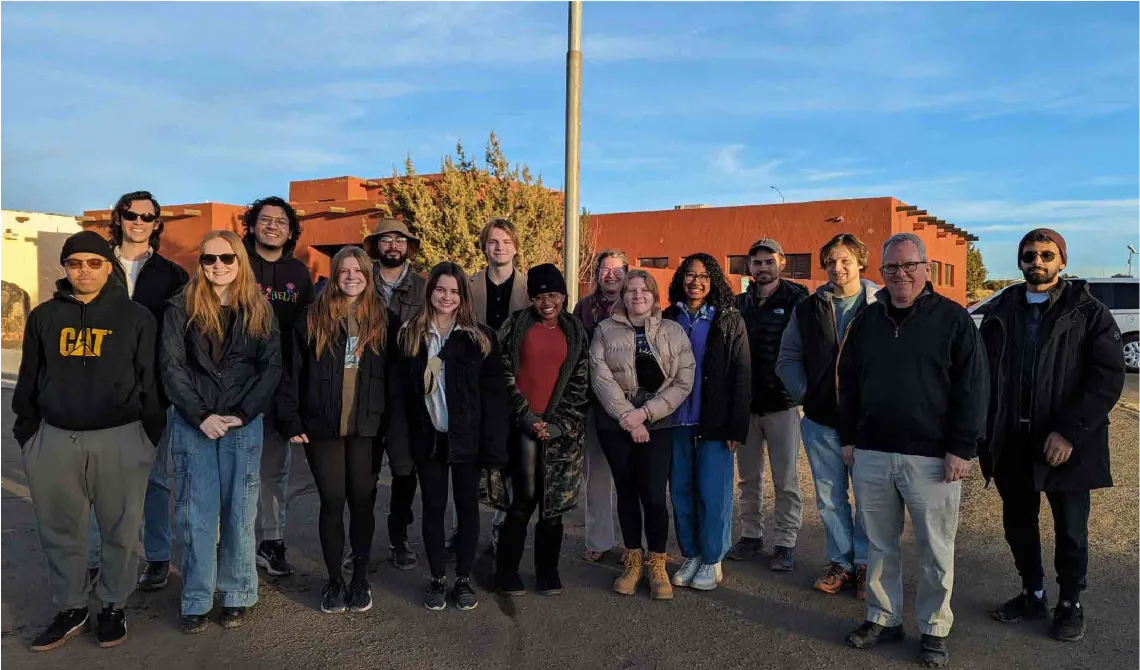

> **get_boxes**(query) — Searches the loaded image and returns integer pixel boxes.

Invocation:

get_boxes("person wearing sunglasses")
[662,253,750,593]
[979,229,1124,643]
[277,246,402,614]
[86,191,189,596]
[491,264,590,597]
[160,230,281,634]
[387,262,509,612]
[241,196,314,580]
[572,249,628,564]
[837,233,988,668]
[590,269,695,600]
[14,231,164,651]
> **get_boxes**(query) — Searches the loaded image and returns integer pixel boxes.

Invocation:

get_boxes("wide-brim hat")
[363,218,420,258]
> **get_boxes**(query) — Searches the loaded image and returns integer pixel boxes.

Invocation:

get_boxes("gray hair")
[882,232,927,261]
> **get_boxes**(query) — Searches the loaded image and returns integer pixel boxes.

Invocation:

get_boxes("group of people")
[12,190,1125,669]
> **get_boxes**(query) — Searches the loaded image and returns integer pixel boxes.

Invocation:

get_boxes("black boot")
[534,516,564,596]
[494,516,528,596]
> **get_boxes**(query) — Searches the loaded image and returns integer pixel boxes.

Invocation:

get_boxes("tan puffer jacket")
[589,310,695,425]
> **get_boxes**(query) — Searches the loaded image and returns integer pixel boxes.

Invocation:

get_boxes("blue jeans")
[801,416,867,572]
[171,412,263,616]
[87,408,174,567]
[670,426,735,563]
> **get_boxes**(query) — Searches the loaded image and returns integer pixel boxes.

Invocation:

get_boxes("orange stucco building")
[80,178,974,305]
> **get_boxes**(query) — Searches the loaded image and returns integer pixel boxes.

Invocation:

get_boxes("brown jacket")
[589,310,695,425]
[469,268,529,327]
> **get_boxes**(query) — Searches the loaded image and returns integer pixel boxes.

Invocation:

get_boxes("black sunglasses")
[200,253,237,267]
[1020,250,1057,264]
[121,211,157,223]
[64,258,108,270]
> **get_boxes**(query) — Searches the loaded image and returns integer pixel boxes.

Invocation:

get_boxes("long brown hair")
[398,262,490,358]
[183,230,274,340]
[307,246,387,359]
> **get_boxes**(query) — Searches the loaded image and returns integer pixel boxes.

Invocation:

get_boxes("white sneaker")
[672,557,702,587]
[691,563,723,591]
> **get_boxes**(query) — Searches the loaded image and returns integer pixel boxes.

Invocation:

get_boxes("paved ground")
[1,385,1137,670]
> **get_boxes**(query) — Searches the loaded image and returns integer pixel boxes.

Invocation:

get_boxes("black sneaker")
[769,546,795,572]
[96,606,127,648]
[346,581,373,613]
[992,590,1049,624]
[536,571,563,596]
[452,576,478,611]
[181,614,209,635]
[725,536,764,561]
[1051,601,1085,642]
[137,561,170,591]
[256,540,295,577]
[918,634,949,667]
[424,578,448,611]
[220,607,246,629]
[845,621,906,649]
[390,542,418,570]
[320,580,346,614]
[496,572,526,597]
[30,608,89,652]
[444,532,458,561]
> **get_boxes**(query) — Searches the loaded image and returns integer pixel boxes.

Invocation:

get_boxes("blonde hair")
[307,246,387,360]
[477,218,519,260]
[617,269,662,315]
[594,248,629,290]
[398,262,491,358]
[183,230,274,340]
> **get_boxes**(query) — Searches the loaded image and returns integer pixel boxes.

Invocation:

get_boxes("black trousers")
[598,428,673,554]
[496,434,564,579]
[305,437,375,583]
[372,436,417,546]
[995,440,1091,602]
[417,433,480,579]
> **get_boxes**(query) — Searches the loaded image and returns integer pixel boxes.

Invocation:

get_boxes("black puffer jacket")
[387,324,510,467]
[736,279,809,415]
[276,306,401,441]
[160,295,282,427]
[979,280,1125,492]
[663,304,752,443]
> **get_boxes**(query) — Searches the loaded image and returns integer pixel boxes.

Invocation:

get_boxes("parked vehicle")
[968,276,1139,373]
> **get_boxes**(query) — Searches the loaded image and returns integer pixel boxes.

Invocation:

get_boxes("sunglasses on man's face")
[200,253,237,267]
[64,258,108,270]
[1020,250,1057,264]
[120,211,157,223]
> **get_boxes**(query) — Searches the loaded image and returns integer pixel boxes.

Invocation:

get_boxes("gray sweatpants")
[23,421,155,609]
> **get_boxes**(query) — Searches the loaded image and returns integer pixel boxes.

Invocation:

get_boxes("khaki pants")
[735,408,803,548]
[583,409,616,553]
[852,449,961,637]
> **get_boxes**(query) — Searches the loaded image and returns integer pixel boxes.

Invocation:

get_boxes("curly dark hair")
[668,253,735,310]
[242,196,302,247]
[109,190,163,251]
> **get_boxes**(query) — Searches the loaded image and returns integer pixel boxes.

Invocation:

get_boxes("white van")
[968,277,1140,373]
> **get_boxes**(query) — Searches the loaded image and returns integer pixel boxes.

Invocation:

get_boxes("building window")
[727,255,749,276]
[931,261,943,285]
[782,253,812,280]
[945,263,955,287]
[638,257,669,269]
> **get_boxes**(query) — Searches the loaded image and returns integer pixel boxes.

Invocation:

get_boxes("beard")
[1023,266,1058,286]
[379,253,406,268]
[753,272,779,286]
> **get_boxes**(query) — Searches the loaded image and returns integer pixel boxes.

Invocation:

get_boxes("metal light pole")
[1128,244,1136,277]
[563,1,583,305]
[770,185,785,204]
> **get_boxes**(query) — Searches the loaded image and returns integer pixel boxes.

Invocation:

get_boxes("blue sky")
[2,2,1137,278]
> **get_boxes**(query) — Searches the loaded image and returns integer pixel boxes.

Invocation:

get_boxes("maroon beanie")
[1019,228,1067,265]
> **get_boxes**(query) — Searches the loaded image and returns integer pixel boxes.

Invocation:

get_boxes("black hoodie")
[12,278,165,447]
[243,235,314,336]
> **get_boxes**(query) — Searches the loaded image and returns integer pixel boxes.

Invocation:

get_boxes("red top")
[517,322,568,416]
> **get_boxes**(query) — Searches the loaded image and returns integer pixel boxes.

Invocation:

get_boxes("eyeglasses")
[533,293,563,304]
[64,258,107,270]
[1020,250,1057,264]
[599,268,625,278]
[880,261,924,275]
[379,235,408,246]
[200,253,237,266]
[120,211,157,223]
[256,216,290,229]
[684,272,711,284]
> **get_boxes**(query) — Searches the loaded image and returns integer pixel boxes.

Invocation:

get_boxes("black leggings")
[305,437,375,583]
[598,428,673,554]
[417,441,480,579]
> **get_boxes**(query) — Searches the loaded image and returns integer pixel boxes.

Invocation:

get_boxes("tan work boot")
[646,552,673,600]
[613,549,643,596]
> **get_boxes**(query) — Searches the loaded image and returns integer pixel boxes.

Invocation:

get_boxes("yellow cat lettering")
[58,328,112,357]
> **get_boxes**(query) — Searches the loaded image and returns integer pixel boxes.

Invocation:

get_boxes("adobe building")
[589,198,976,305]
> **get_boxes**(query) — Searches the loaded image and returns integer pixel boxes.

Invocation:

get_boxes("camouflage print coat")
[482,307,590,520]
